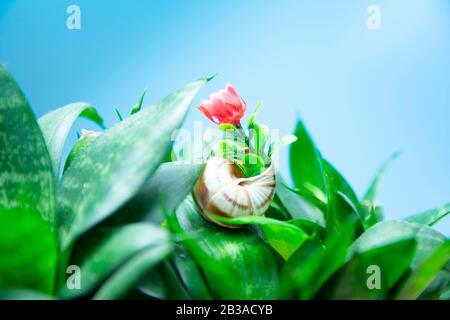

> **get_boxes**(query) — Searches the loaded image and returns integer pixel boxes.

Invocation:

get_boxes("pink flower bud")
[197,84,246,126]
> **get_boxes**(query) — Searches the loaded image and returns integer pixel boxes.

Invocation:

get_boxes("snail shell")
[193,156,276,228]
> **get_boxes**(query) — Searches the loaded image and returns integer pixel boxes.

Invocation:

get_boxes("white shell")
[193,156,276,228]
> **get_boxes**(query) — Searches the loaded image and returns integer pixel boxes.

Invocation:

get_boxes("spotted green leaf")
[38,103,104,177]
[213,215,310,260]
[0,65,56,226]
[93,241,172,300]
[59,223,169,298]
[57,77,209,249]
[0,210,58,294]
[171,196,280,299]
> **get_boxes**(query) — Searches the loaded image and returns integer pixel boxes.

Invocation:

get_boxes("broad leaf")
[59,223,170,298]
[280,223,356,299]
[63,136,97,173]
[110,162,204,225]
[0,210,57,294]
[57,78,209,249]
[93,242,172,300]
[405,202,450,227]
[350,221,447,269]
[322,160,359,212]
[38,103,103,177]
[0,65,55,226]
[138,261,191,300]
[171,196,280,299]
[139,244,212,300]
[323,161,365,233]
[168,244,213,299]
[276,180,325,227]
[213,215,310,260]
[289,120,328,203]
[326,190,364,237]
[397,241,450,300]
[0,289,53,300]
[318,239,416,299]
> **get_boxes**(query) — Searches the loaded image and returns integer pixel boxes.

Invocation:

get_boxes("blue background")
[1,0,449,235]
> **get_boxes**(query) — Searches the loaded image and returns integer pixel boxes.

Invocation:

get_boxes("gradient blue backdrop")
[1,0,449,235]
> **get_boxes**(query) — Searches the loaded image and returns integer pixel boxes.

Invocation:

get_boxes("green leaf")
[0,65,56,227]
[38,103,104,177]
[211,139,246,160]
[130,88,147,115]
[138,261,190,300]
[0,209,58,294]
[289,120,328,203]
[319,239,417,299]
[325,164,364,235]
[63,136,97,173]
[110,162,204,225]
[218,123,238,131]
[269,134,297,157]
[93,241,173,300]
[140,244,212,299]
[59,223,170,299]
[242,153,266,177]
[280,223,356,299]
[0,289,53,300]
[57,78,209,249]
[405,202,450,227]
[247,102,263,129]
[254,124,269,155]
[115,108,124,122]
[276,181,325,227]
[350,220,447,269]
[169,244,213,299]
[171,196,280,299]
[396,241,450,300]
[212,215,310,260]
[363,151,400,201]
[328,191,361,231]
[322,160,359,212]
[360,200,384,228]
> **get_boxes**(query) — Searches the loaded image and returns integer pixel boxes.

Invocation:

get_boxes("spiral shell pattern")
[193,156,276,228]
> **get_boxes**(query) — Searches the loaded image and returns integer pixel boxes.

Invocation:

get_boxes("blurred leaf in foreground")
[0,210,57,294]
[59,223,170,299]
[0,65,56,227]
